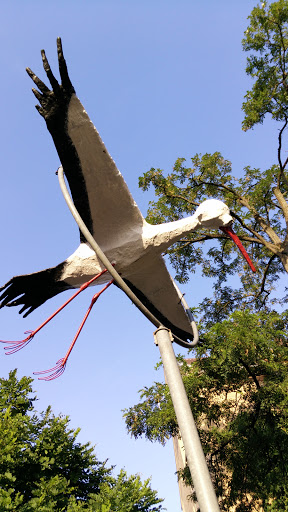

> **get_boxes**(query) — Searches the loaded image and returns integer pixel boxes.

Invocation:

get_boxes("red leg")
[34,279,114,380]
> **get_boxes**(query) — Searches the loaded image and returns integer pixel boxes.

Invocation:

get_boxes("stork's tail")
[0,262,72,317]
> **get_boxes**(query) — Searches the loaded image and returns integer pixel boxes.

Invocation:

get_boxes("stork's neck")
[142,215,200,253]
[142,200,233,253]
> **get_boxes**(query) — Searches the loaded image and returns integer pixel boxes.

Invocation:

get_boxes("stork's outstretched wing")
[27,38,144,246]
[1,38,195,338]
[0,262,72,318]
[123,255,194,341]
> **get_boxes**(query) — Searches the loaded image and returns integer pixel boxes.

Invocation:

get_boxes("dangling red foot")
[0,330,35,355]
[34,358,66,381]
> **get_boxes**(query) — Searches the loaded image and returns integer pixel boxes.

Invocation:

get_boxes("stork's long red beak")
[220,226,256,273]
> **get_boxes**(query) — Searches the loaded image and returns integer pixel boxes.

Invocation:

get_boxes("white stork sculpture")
[0,39,255,378]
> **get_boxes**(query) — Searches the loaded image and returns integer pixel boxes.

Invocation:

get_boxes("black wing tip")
[0,264,71,318]
[38,37,62,58]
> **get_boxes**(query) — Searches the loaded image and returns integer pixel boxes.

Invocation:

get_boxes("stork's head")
[195,199,256,272]
[195,199,233,229]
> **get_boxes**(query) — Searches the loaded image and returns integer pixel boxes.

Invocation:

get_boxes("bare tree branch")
[274,187,288,228]
[176,234,263,245]
[255,254,277,299]
[277,118,288,186]
[239,358,261,390]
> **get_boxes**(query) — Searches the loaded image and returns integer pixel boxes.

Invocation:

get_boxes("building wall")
[172,435,198,512]
[172,358,266,511]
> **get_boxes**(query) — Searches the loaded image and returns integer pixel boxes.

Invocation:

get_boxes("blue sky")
[0,1,279,510]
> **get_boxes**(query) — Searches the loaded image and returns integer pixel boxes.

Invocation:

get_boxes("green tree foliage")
[124,310,288,511]
[139,1,288,321]
[242,0,288,130]
[0,370,164,512]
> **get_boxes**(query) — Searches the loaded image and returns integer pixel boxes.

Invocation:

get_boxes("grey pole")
[154,327,220,512]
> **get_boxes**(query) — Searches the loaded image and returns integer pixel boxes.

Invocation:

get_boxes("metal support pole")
[154,327,220,512]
